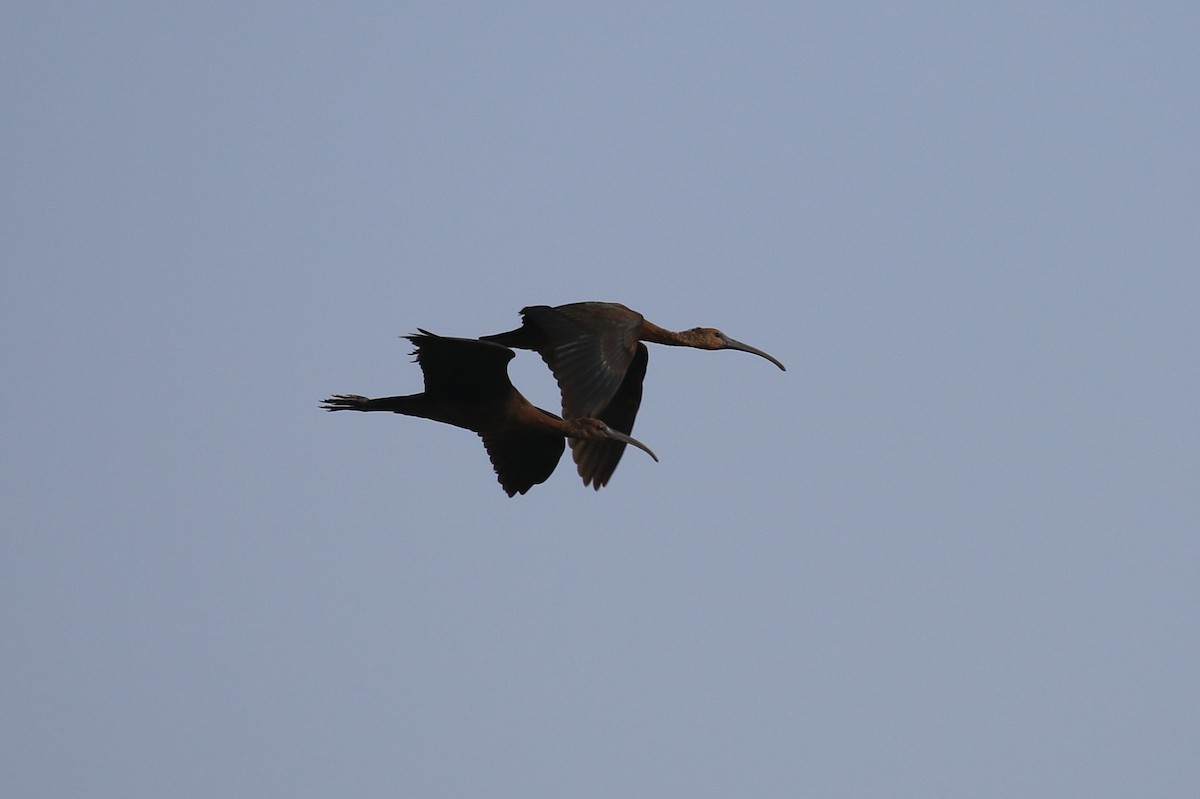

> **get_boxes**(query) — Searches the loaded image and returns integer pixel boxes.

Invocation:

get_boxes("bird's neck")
[640,320,688,346]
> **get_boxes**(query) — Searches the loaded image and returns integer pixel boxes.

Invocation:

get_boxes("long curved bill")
[603,427,659,462]
[722,335,786,371]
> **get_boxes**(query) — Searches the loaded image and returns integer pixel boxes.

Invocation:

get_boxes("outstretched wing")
[479,423,566,496]
[516,303,642,420]
[569,342,648,489]
[406,330,516,402]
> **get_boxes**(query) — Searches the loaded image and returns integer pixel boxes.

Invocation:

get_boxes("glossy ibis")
[321,330,658,496]
[482,302,784,488]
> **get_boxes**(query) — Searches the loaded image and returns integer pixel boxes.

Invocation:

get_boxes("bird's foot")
[320,394,370,411]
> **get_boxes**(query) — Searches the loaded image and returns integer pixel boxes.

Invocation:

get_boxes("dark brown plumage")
[321,331,658,497]
[482,302,784,488]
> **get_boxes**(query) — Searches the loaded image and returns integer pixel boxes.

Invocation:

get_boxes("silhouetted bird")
[322,331,658,496]
[483,302,783,488]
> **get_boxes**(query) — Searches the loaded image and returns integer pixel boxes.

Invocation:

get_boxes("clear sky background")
[3,3,1197,797]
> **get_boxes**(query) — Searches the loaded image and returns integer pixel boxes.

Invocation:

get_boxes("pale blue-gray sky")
[3,3,1198,797]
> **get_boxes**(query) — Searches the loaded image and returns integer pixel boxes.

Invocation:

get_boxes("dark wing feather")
[569,342,648,489]
[478,427,566,496]
[519,304,642,419]
[478,317,547,350]
[406,330,516,402]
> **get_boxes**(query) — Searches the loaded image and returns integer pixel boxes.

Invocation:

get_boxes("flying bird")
[482,302,784,489]
[321,331,658,496]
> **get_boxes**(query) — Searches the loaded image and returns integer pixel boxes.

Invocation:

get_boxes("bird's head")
[682,328,786,370]
[572,418,659,462]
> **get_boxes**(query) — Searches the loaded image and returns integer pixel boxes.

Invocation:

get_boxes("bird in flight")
[321,330,658,496]
[482,302,784,488]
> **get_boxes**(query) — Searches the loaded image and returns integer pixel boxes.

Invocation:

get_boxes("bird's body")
[321,331,657,496]
[482,302,785,488]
